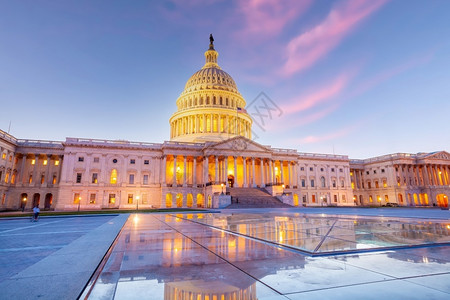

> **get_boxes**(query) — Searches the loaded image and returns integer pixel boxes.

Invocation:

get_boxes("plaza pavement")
[0,207,448,299]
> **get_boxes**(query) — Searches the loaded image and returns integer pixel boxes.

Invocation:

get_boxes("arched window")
[176,193,183,207]
[166,193,172,208]
[187,194,193,208]
[110,169,118,184]
[196,194,204,208]
[320,176,326,188]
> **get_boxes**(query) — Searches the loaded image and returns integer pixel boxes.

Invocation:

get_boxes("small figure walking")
[32,205,40,222]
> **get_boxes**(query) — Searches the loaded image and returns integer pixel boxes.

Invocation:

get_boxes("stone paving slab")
[0,214,129,300]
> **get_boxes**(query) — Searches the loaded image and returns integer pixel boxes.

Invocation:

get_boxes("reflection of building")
[0,36,449,210]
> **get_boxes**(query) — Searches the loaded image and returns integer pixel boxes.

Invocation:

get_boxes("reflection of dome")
[169,36,252,143]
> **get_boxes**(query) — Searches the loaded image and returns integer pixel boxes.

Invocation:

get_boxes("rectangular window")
[312,195,316,203]
[5,173,10,183]
[74,193,80,204]
[89,193,96,204]
[142,193,148,204]
[129,174,135,184]
[93,157,99,163]
[76,173,82,183]
[331,168,335,172]
[367,182,372,189]
[130,159,135,164]
[342,195,346,201]
[92,173,98,184]
[301,179,305,187]
[310,180,314,187]
[78,157,84,162]
[29,174,33,184]
[375,181,379,188]
[143,175,149,185]
[310,167,313,171]
[341,180,344,188]
[31,159,35,165]
[300,167,304,171]
[334,195,338,202]
[109,194,116,204]
[374,170,377,174]
[383,180,387,188]
[1,153,5,159]
[43,160,48,166]
[128,194,133,204]
[1,194,6,205]
[52,175,57,184]
[332,180,336,188]
[55,160,59,166]
[144,160,149,165]
[40,174,45,184]
[381,169,385,173]
[302,195,307,203]
[11,173,16,184]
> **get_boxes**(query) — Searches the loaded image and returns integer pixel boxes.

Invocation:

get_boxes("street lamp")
[78,196,81,212]
[221,183,224,195]
[136,195,140,211]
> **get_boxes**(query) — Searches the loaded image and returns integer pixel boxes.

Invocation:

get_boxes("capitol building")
[0,38,449,211]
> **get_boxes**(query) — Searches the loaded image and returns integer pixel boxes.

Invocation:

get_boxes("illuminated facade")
[0,38,449,211]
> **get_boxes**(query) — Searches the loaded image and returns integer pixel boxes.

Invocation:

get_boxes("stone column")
[243,157,247,187]
[193,157,197,186]
[305,164,310,187]
[423,164,430,186]
[280,161,284,185]
[20,154,27,184]
[260,159,265,187]
[233,156,237,187]
[288,162,292,187]
[415,166,421,186]
[269,160,273,185]
[205,156,210,184]
[45,154,52,185]
[183,156,187,187]
[173,155,177,186]
[251,158,256,187]
[215,156,219,184]
[162,155,167,186]
[32,154,39,186]
[225,156,229,187]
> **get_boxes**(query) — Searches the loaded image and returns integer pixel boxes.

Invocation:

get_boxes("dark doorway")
[20,193,28,210]
[32,193,40,207]
[228,175,234,188]
[44,193,53,209]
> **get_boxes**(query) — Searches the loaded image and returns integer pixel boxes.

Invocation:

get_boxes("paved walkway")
[0,214,128,299]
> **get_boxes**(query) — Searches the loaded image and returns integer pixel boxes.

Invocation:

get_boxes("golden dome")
[169,35,252,143]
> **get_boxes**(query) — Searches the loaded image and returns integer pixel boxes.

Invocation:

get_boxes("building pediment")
[203,136,271,155]
[418,151,450,162]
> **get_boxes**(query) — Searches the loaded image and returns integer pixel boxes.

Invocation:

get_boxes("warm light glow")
[110,169,118,184]
[31,159,35,165]
[282,184,285,189]
[133,215,139,224]
[43,160,47,165]
[55,160,59,166]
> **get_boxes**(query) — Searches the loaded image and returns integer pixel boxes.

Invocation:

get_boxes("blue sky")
[1,0,449,159]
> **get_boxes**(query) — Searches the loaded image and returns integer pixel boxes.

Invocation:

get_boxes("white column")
[162,155,167,186]
[225,156,229,187]
[243,157,247,187]
[173,155,177,186]
[20,154,27,184]
[32,154,39,185]
[45,154,52,185]
[183,156,187,187]
[215,156,219,184]
[260,159,265,187]
[233,156,237,187]
[269,160,273,184]
[288,162,292,187]
[252,158,256,187]
[280,161,284,185]
[193,157,197,186]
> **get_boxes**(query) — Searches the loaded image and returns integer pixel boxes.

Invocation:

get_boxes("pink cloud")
[237,0,312,40]
[280,0,388,77]
[282,72,351,115]
[293,122,362,144]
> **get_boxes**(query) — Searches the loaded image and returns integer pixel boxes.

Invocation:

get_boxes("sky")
[1,0,449,159]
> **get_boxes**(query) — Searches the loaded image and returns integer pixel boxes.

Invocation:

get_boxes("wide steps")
[225,188,291,209]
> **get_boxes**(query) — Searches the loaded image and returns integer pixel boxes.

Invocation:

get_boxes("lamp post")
[136,195,140,211]
[78,196,81,212]
[22,197,27,212]
[221,183,224,195]
[282,184,285,195]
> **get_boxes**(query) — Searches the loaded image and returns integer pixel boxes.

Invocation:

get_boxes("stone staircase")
[225,187,292,208]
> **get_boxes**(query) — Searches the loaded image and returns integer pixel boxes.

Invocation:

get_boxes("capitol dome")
[169,35,252,143]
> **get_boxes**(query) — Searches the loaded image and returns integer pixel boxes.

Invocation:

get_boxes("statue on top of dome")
[209,34,214,49]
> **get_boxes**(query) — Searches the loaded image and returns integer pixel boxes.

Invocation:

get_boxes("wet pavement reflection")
[85,213,450,299]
